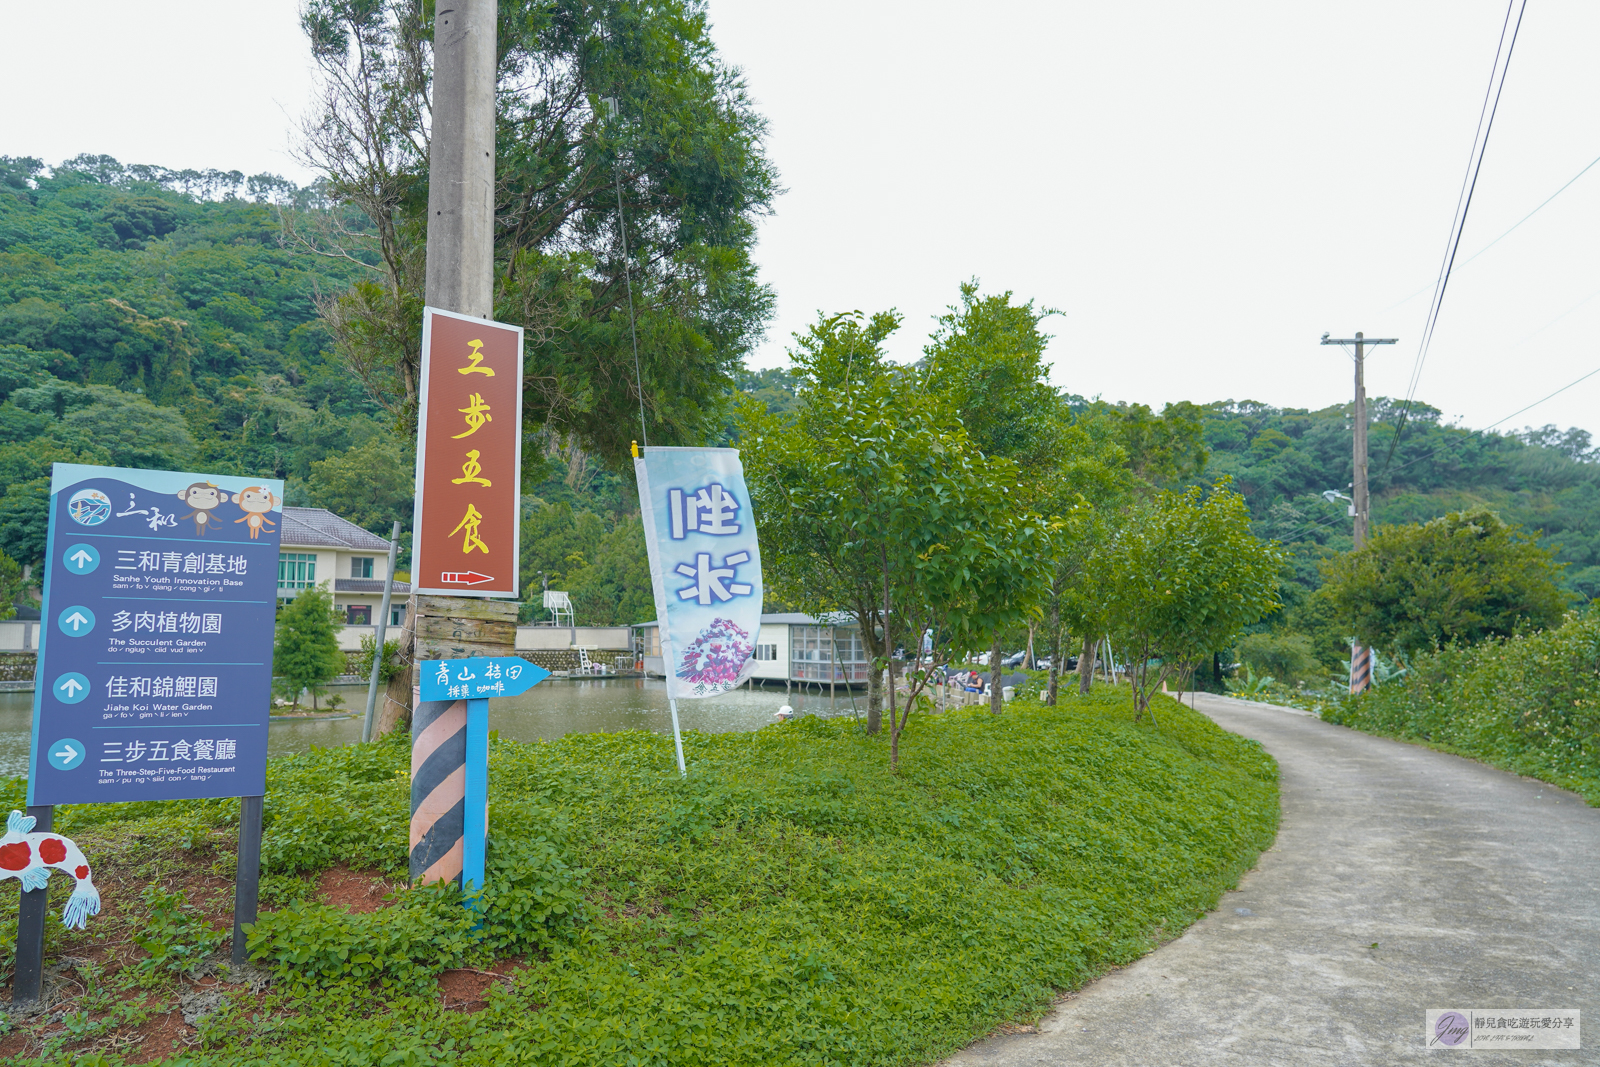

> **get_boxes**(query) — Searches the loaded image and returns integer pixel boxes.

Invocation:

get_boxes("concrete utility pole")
[381,0,505,739]
[425,0,497,317]
[1321,331,1397,693]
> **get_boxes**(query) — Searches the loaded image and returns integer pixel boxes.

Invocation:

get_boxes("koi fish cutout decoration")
[0,810,101,929]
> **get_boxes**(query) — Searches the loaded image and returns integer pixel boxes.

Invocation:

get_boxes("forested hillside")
[2,154,1596,632]
[1200,398,1600,600]
[0,154,406,561]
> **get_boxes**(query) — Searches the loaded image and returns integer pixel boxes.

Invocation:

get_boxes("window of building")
[635,626,661,657]
[351,557,374,578]
[391,606,406,627]
[346,605,372,625]
[278,553,316,590]
[754,643,779,661]
[790,625,868,681]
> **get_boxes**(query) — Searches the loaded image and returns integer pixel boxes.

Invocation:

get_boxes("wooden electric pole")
[1321,331,1397,691]
[1321,332,1397,547]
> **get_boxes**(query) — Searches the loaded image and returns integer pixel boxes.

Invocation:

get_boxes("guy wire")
[611,111,648,449]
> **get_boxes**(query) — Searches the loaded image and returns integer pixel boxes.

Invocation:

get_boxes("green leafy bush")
[1322,611,1600,803]
[1236,632,1325,687]
[131,884,227,980]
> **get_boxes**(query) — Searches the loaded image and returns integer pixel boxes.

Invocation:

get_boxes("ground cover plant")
[0,687,1277,1065]
[1320,610,1600,805]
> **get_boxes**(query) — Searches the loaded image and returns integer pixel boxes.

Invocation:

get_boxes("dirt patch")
[317,866,396,913]
[123,1008,189,1064]
[0,1029,28,1060]
[437,958,523,1013]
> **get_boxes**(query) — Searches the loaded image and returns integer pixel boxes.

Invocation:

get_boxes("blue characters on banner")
[634,449,764,699]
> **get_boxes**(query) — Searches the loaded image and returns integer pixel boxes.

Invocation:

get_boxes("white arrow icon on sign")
[58,678,84,698]
[70,550,94,569]
[54,742,78,762]
[64,611,90,631]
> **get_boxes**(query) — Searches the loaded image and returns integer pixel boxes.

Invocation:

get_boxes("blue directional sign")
[62,543,100,575]
[58,606,96,637]
[28,464,285,805]
[47,738,85,771]
[418,657,550,701]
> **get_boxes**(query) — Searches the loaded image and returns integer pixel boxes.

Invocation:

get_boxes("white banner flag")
[635,447,764,705]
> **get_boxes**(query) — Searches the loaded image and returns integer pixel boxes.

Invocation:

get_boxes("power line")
[1382,150,1600,313]
[1460,152,1600,267]
[1383,0,1529,476]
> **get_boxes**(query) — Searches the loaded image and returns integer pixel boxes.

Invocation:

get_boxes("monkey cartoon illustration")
[175,483,230,536]
[234,486,279,540]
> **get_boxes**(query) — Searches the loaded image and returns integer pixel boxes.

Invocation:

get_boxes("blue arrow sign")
[62,543,100,574]
[58,605,96,637]
[418,657,550,701]
[48,737,85,771]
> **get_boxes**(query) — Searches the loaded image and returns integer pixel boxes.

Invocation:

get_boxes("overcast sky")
[6,1,1599,436]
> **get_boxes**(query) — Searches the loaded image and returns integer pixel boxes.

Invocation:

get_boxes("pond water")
[0,678,866,779]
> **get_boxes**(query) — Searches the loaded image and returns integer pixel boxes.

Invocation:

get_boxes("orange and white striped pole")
[410,698,467,885]
[1349,642,1372,695]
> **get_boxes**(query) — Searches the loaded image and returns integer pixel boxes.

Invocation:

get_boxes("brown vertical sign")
[414,307,523,599]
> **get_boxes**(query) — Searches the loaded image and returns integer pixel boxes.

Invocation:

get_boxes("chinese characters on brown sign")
[413,308,524,598]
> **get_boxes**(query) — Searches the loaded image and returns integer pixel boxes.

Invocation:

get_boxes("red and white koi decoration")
[0,810,101,929]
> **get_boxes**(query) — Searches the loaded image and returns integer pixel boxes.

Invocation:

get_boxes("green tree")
[0,477,52,566]
[1235,632,1323,688]
[742,317,1052,760]
[0,546,26,619]
[922,282,1062,706]
[273,582,347,712]
[921,280,1059,467]
[1320,510,1570,655]
[297,0,778,463]
[1105,481,1283,720]
[305,432,414,535]
[567,521,656,626]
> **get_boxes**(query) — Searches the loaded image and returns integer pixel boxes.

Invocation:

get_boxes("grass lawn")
[0,686,1278,1065]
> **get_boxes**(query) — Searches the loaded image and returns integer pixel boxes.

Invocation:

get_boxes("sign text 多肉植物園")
[28,464,284,806]
[413,308,524,599]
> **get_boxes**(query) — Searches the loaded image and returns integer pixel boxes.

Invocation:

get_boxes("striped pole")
[1349,642,1372,695]
[411,698,466,885]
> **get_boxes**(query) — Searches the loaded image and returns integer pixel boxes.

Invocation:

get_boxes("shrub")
[1236,632,1324,687]
[1323,611,1600,803]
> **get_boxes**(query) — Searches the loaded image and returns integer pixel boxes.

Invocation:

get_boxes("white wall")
[0,620,38,651]
[516,626,631,651]
[750,623,790,681]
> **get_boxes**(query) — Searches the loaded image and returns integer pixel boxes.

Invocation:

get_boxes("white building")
[631,613,870,686]
[278,507,409,650]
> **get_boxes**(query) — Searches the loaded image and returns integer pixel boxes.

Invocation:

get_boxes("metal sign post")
[16,463,282,1001]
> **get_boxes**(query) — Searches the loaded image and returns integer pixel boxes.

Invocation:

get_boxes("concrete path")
[944,694,1598,1066]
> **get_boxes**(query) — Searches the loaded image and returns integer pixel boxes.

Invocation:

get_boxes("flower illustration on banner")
[676,617,754,691]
